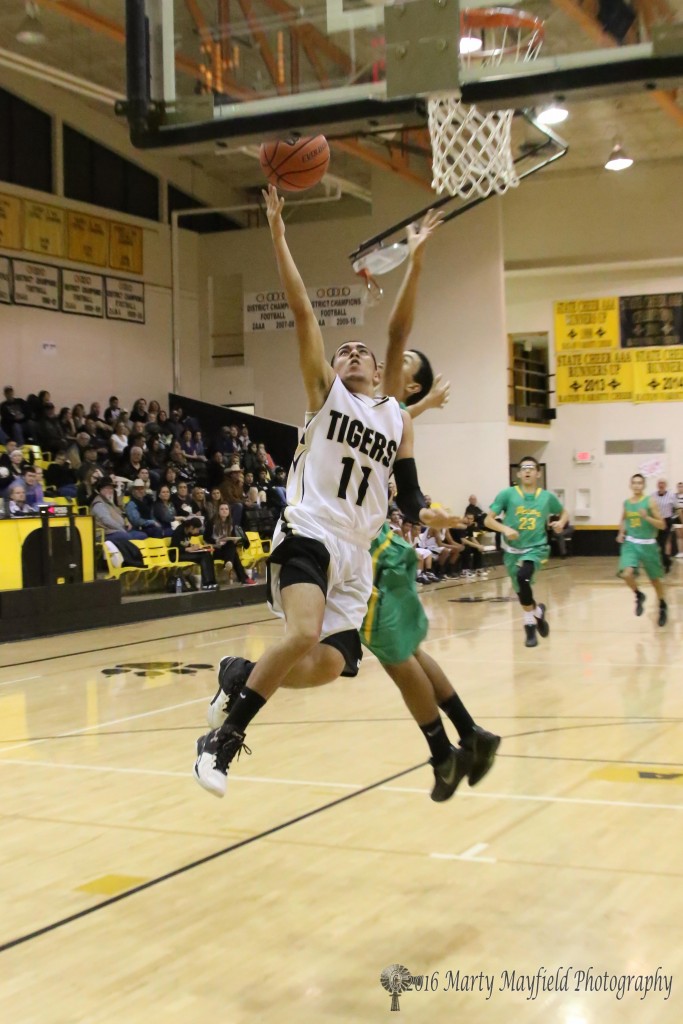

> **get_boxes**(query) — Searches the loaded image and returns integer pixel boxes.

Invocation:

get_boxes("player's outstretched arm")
[616,503,627,544]
[383,210,442,398]
[262,186,333,409]
[392,410,459,529]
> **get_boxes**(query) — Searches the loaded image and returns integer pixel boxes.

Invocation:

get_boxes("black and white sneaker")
[430,745,469,802]
[524,624,538,648]
[207,656,254,729]
[193,725,250,798]
[460,726,501,787]
[635,590,646,616]
[535,603,550,639]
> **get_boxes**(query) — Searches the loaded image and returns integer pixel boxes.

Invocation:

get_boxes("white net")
[429,8,544,198]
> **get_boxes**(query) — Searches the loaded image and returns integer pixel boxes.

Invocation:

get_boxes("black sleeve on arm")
[393,457,428,524]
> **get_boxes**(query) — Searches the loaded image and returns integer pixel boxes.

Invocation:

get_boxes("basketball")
[259,135,330,192]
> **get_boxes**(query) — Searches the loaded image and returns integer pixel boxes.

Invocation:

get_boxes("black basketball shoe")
[658,599,668,627]
[207,656,255,729]
[430,745,469,802]
[635,590,646,617]
[524,624,538,648]
[460,726,501,787]
[193,725,250,798]
[535,603,550,639]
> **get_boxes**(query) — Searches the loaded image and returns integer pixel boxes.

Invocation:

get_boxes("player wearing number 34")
[194,185,458,797]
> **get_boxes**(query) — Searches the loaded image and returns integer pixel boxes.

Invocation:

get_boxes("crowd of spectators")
[1,386,287,588]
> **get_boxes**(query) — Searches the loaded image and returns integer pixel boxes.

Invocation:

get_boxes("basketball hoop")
[352,242,408,305]
[429,8,544,198]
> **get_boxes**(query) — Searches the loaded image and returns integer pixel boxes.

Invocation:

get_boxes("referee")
[652,478,677,573]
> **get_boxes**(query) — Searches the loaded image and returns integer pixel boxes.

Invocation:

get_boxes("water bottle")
[175,576,182,594]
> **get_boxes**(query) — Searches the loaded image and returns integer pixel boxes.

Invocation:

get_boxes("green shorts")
[361,528,428,665]
[617,540,664,580]
[503,545,550,592]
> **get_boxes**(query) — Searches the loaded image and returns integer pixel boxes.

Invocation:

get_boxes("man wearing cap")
[125,479,165,537]
[91,477,147,543]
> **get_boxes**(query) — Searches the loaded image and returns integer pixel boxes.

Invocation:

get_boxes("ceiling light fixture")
[16,2,46,46]
[604,143,633,171]
[536,103,569,126]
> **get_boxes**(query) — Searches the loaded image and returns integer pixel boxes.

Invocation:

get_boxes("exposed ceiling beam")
[333,139,432,193]
[235,0,286,94]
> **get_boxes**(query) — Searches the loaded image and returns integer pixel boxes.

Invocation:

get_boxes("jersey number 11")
[337,457,372,507]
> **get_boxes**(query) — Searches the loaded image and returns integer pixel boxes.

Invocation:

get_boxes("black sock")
[419,717,451,763]
[224,687,266,732]
[439,693,475,740]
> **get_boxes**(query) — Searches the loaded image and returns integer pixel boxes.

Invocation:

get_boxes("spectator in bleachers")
[104,396,124,425]
[58,407,77,441]
[71,404,87,432]
[167,408,185,441]
[110,420,130,461]
[22,467,44,506]
[191,484,208,522]
[465,494,484,523]
[44,445,78,498]
[242,470,255,497]
[1,386,28,443]
[205,502,253,586]
[171,480,199,521]
[77,444,104,482]
[257,443,276,471]
[180,428,207,471]
[35,403,66,456]
[223,467,245,527]
[206,450,226,491]
[243,485,261,510]
[255,467,271,494]
[75,465,103,508]
[255,454,272,483]
[144,437,165,481]
[266,466,287,512]
[119,445,147,482]
[170,517,217,590]
[151,484,177,534]
[91,476,147,543]
[67,431,96,472]
[193,430,207,461]
[238,424,250,451]
[148,399,161,418]
[243,441,260,475]
[204,486,223,523]
[214,425,238,457]
[161,465,178,493]
[126,479,165,538]
[8,483,35,517]
[88,402,113,437]
[156,410,174,449]
[130,398,148,423]
[0,440,22,475]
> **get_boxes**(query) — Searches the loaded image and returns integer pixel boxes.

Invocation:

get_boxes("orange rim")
[461,6,545,50]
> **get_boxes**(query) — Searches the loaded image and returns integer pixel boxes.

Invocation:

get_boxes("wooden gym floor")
[0,556,681,1023]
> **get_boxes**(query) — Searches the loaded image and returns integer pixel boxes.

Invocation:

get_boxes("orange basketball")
[259,135,330,192]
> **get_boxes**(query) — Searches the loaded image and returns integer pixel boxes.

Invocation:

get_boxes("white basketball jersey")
[285,375,404,546]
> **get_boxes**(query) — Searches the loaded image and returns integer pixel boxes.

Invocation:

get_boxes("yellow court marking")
[77,874,149,896]
[591,766,683,784]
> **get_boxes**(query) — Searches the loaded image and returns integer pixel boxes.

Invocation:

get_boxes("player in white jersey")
[194,186,457,797]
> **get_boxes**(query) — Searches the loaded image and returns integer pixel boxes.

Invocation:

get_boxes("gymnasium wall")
[504,160,683,525]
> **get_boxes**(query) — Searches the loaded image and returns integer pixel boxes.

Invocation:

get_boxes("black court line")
[0,760,424,954]
[0,616,274,671]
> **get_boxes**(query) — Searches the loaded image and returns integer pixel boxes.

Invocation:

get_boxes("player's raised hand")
[262,185,285,239]
[406,208,443,261]
[418,507,462,530]
[423,374,450,410]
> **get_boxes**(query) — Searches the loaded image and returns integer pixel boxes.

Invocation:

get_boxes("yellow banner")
[0,193,22,249]
[67,212,108,266]
[632,347,683,402]
[554,297,619,351]
[109,222,143,274]
[556,349,633,403]
[24,201,66,257]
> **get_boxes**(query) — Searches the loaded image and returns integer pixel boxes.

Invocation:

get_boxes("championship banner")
[244,284,366,333]
[632,347,683,402]
[13,259,60,310]
[0,193,22,250]
[620,293,683,348]
[556,349,633,403]
[61,269,104,318]
[23,202,66,257]
[109,223,143,274]
[67,213,108,267]
[105,276,145,323]
[554,297,619,352]
[0,256,11,303]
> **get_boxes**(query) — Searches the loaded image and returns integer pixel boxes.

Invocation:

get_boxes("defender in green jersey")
[485,458,568,648]
[617,473,667,626]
